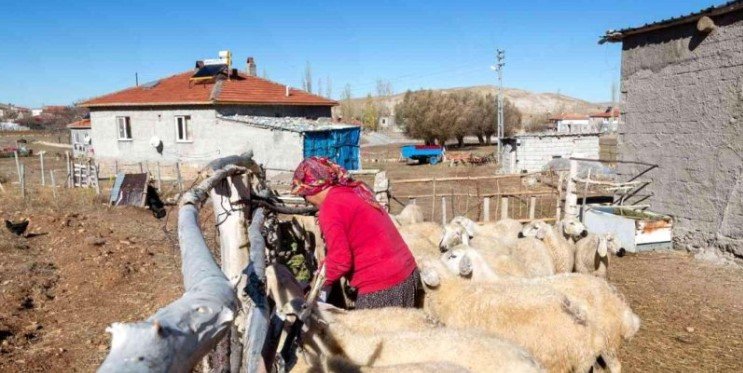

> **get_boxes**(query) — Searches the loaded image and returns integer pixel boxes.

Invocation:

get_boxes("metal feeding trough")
[583,206,673,253]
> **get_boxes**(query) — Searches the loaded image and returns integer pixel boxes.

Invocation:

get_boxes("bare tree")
[340,84,355,120]
[303,61,313,93]
[375,79,393,97]
[317,78,323,97]
[326,75,333,98]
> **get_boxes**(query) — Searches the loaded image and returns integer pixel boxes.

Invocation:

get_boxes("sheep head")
[560,217,588,240]
[440,248,473,278]
[450,216,477,237]
[439,223,469,252]
[519,220,550,240]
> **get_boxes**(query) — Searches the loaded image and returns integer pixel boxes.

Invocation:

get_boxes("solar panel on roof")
[191,64,228,81]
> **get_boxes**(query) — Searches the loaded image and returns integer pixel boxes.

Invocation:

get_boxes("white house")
[79,55,360,178]
[549,113,594,133]
[67,118,92,158]
[500,132,601,173]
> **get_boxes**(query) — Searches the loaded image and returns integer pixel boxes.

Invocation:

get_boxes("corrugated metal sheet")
[303,127,360,170]
[112,173,149,207]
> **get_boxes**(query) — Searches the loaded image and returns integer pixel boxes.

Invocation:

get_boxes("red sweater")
[318,186,416,295]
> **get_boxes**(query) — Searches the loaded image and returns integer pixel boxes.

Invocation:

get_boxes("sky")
[0,0,720,107]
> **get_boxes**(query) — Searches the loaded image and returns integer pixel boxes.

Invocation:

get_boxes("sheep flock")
[272,204,639,373]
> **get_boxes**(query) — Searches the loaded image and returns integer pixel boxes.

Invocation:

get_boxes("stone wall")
[619,9,743,256]
[506,133,600,173]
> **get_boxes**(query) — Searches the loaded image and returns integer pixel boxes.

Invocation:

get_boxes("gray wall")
[619,9,743,256]
[216,104,331,119]
[503,134,600,173]
[89,107,305,178]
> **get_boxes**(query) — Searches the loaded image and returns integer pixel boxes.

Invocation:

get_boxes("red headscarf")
[291,157,382,210]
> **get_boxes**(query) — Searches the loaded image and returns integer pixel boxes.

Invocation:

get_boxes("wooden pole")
[564,159,579,220]
[556,173,565,221]
[94,163,101,196]
[39,152,45,186]
[20,164,25,199]
[114,160,119,175]
[14,151,21,184]
[65,152,71,188]
[431,177,437,221]
[529,196,536,220]
[50,170,57,201]
[483,197,491,222]
[86,160,92,188]
[139,162,144,173]
[441,196,447,225]
[176,162,184,193]
[582,169,592,218]
[450,189,455,218]
[501,197,509,220]
[156,162,162,190]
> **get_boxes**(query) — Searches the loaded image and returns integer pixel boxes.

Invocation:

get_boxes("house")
[601,1,743,257]
[588,106,620,133]
[78,54,360,178]
[67,118,92,158]
[548,113,594,133]
[499,132,600,173]
[0,103,31,120]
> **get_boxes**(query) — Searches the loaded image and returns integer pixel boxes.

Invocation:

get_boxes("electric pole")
[491,49,505,167]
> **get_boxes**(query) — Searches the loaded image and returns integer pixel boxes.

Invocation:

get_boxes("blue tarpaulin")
[303,127,360,170]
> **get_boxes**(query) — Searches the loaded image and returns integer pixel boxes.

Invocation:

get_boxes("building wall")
[89,107,305,178]
[70,128,92,158]
[216,104,331,119]
[504,134,600,173]
[619,9,743,256]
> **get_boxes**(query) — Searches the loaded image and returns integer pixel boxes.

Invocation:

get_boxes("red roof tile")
[79,71,337,107]
[589,107,621,118]
[548,113,589,121]
[67,119,91,129]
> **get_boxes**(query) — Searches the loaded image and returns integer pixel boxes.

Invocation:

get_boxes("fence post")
[139,162,144,173]
[114,160,119,175]
[86,160,92,188]
[156,162,162,190]
[500,197,509,220]
[441,196,447,225]
[556,173,565,221]
[20,164,25,199]
[431,177,437,221]
[529,196,536,220]
[176,162,184,193]
[65,152,71,188]
[408,197,416,205]
[14,151,21,185]
[39,152,45,186]
[50,170,58,201]
[373,171,390,212]
[564,159,579,220]
[93,163,101,196]
[483,197,490,222]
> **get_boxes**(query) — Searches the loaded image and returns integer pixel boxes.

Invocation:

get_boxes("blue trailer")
[400,145,445,165]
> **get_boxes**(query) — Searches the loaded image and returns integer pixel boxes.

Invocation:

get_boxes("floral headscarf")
[291,157,381,210]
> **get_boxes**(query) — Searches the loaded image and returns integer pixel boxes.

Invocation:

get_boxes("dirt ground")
[0,133,741,372]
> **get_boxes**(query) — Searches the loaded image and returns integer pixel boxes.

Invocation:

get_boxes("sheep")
[398,222,443,245]
[393,204,425,226]
[451,216,523,246]
[319,356,471,373]
[519,220,575,273]
[508,237,556,278]
[441,246,527,280]
[435,253,640,373]
[400,231,440,261]
[302,319,543,373]
[555,216,588,242]
[574,233,620,278]
[439,222,511,255]
[418,259,604,373]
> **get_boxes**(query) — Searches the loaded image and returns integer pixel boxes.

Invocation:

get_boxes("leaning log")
[98,162,251,372]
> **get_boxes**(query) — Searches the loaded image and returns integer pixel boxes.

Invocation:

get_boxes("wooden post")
[20,164,25,199]
[139,162,144,173]
[86,160,92,188]
[441,196,447,225]
[50,170,57,201]
[94,163,101,196]
[556,173,565,221]
[483,197,491,222]
[14,151,21,184]
[408,197,416,205]
[450,189,455,218]
[176,162,184,193]
[500,197,509,220]
[431,177,437,221]
[582,169,592,218]
[65,152,71,188]
[114,160,119,175]
[156,162,162,190]
[529,196,536,220]
[564,159,579,220]
[39,152,45,186]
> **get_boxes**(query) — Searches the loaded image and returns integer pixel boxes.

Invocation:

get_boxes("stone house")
[601,1,743,257]
[588,106,621,133]
[500,133,600,173]
[79,57,360,178]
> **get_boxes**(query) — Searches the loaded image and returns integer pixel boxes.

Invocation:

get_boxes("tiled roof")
[600,1,743,43]
[66,119,91,129]
[79,71,337,108]
[589,107,621,118]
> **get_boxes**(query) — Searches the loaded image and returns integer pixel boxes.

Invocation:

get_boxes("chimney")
[285,85,290,97]
[246,57,257,76]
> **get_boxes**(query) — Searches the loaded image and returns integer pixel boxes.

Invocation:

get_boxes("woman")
[291,157,419,309]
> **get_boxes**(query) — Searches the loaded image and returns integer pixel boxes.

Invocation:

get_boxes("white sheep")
[398,222,443,245]
[393,204,425,226]
[319,356,471,373]
[508,237,556,278]
[400,231,441,261]
[439,222,511,255]
[519,220,575,273]
[451,216,523,246]
[435,254,640,373]
[574,233,620,278]
[441,246,527,280]
[419,260,604,373]
[555,216,589,242]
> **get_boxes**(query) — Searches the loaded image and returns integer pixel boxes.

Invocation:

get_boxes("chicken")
[5,219,29,236]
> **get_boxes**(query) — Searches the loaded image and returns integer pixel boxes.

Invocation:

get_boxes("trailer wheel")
[429,156,440,165]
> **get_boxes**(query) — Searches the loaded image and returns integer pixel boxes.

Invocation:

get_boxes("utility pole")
[491,49,505,167]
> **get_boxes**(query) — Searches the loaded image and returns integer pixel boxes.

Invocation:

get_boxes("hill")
[342,85,606,125]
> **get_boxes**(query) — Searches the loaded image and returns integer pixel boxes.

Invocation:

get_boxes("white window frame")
[117,116,132,141]
[175,115,192,142]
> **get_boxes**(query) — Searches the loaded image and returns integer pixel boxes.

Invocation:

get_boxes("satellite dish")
[149,136,164,154]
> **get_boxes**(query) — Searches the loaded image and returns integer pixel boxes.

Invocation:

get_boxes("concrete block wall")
[619,9,743,256]
[513,134,600,173]
[90,106,305,179]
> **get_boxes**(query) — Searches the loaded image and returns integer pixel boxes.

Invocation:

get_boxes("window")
[175,115,192,142]
[117,117,132,140]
